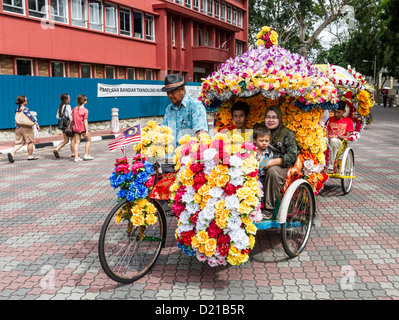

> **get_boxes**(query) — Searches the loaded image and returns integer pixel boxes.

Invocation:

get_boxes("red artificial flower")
[208,221,223,238]
[248,169,258,178]
[222,182,236,196]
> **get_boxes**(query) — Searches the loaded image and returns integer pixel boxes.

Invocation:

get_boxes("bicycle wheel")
[98,199,166,284]
[281,181,315,258]
[341,148,354,195]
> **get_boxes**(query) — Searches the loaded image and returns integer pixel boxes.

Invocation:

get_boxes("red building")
[0,0,248,82]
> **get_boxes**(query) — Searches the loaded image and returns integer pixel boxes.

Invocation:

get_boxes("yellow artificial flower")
[196,230,209,244]
[146,213,158,225]
[178,134,191,145]
[147,202,157,214]
[262,26,271,33]
[131,214,144,227]
[137,198,148,208]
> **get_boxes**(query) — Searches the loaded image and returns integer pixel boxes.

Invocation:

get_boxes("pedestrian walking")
[72,95,94,162]
[7,95,40,163]
[53,93,75,159]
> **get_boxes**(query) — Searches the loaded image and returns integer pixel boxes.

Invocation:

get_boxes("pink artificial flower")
[144,175,155,188]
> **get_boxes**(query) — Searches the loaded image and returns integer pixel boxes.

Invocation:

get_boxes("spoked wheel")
[98,199,166,284]
[341,149,355,195]
[281,181,315,258]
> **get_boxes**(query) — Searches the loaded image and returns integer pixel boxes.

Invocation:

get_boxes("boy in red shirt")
[327,101,354,173]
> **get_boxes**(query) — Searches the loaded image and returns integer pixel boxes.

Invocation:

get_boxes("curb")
[0,134,118,155]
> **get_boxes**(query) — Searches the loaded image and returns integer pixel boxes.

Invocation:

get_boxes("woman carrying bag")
[8,95,40,163]
[53,93,75,158]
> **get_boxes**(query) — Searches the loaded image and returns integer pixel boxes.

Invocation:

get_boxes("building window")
[198,28,202,46]
[185,0,191,8]
[205,29,209,46]
[51,0,68,23]
[145,15,154,41]
[105,66,114,79]
[71,0,87,27]
[214,0,219,19]
[51,61,65,77]
[238,10,243,27]
[200,0,206,14]
[171,21,175,46]
[227,5,232,23]
[80,64,91,78]
[193,0,199,11]
[16,59,33,76]
[208,0,213,16]
[89,0,103,30]
[221,2,226,21]
[235,40,243,56]
[120,8,131,36]
[127,68,135,80]
[176,0,182,4]
[28,0,47,19]
[233,8,237,25]
[181,24,184,47]
[145,69,153,80]
[133,11,143,39]
[105,3,117,34]
[2,0,25,15]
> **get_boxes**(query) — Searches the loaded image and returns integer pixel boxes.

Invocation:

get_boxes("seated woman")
[228,101,253,142]
[262,105,298,219]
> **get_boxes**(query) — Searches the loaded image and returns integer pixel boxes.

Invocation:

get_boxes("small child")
[253,124,273,220]
[253,124,273,176]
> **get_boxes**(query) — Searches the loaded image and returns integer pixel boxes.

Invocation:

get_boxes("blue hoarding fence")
[0,74,201,129]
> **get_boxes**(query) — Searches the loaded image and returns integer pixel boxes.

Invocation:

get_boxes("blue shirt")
[161,94,208,148]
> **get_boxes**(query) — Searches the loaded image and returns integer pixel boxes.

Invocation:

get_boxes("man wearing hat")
[161,73,208,152]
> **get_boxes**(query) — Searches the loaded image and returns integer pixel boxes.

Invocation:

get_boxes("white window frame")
[221,2,226,21]
[105,66,115,79]
[235,40,243,56]
[119,7,131,37]
[214,0,220,19]
[227,5,232,23]
[80,64,92,78]
[28,0,47,19]
[16,58,33,76]
[2,0,25,15]
[193,0,199,10]
[172,21,176,46]
[51,0,68,24]
[185,0,191,8]
[127,68,135,80]
[51,61,65,77]
[176,0,182,4]
[105,3,117,34]
[145,69,153,80]
[145,15,154,41]
[233,8,237,25]
[208,0,213,16]
[71,0,87,27]
[238,10,243,27]
[89,0,103,30]
[133,11,144,39]
[200,0,206,14]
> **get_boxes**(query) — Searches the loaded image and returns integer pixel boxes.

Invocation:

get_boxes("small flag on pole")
[108,125,141,152]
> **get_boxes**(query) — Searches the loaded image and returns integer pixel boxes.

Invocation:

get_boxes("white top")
[56,104,72,120]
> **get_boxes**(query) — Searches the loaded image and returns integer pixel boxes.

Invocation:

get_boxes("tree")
[248,0,349,58]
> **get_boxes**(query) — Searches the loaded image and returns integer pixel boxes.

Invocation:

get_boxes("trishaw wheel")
[281,181,315,258]
[341,149,354,195]
[98,199,166,284]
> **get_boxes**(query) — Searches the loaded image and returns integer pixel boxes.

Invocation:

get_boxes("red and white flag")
[108,125,141,152]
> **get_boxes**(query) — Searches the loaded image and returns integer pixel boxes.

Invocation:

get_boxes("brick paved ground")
[1,105,399,301]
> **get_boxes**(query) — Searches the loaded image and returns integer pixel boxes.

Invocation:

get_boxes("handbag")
[57,105,69,130]
[15,109,34,127]
[64,120,74,137]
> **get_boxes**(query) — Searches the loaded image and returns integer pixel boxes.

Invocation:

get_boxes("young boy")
[253,124,273,174]
[327,100,354,172]
[253,125,274,219]
[230,101,253,142]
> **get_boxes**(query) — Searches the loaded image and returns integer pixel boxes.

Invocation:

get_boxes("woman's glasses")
[265,115,278,120]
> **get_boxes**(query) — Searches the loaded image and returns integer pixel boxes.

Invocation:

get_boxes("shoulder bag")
[64,119,74,137]
[57,105,69,131]
[15,107,35,127]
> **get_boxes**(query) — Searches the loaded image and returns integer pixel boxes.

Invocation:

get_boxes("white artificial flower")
[230,175,244,187]
[181,186,195,203]
[229,155,244,167]
[228,166,244,179]
[227,214,241,231]
[203,148,217,162]
[186,202,200,214]
[209,187,224,198]
[225,195,240,210]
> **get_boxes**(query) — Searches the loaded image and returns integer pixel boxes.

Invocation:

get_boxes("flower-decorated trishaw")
[315,64,375,194]
[98,27,340,284]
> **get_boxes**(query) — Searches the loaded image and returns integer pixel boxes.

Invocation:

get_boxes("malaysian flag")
[108,125,141,152]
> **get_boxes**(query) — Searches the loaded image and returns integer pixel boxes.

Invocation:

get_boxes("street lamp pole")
[363,56,377,87]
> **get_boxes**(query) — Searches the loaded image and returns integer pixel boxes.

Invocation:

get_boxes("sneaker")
[74,158,83,162]
[83,155,94,161]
